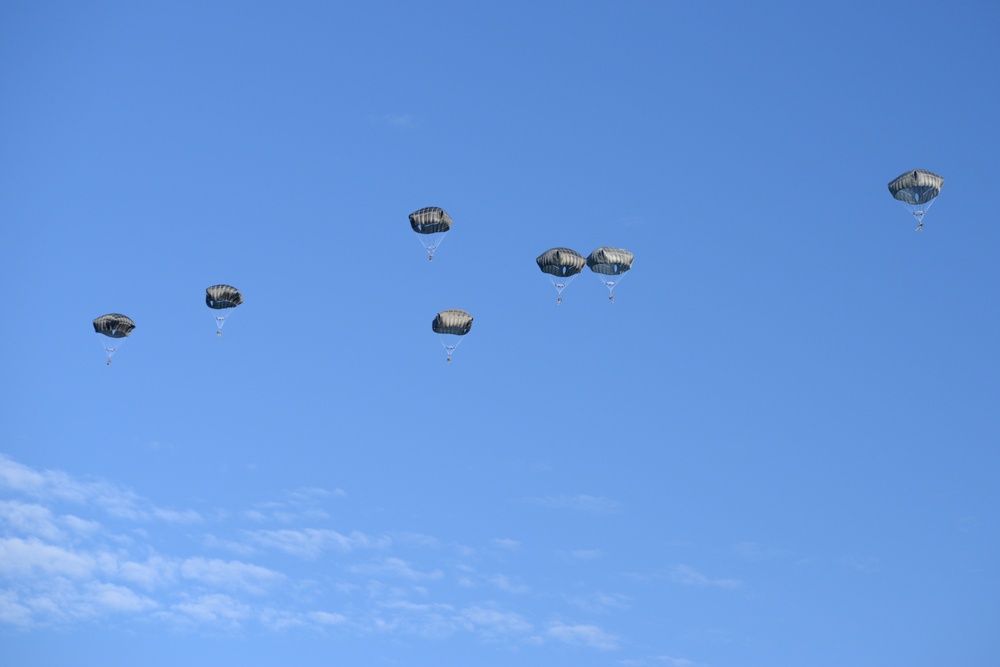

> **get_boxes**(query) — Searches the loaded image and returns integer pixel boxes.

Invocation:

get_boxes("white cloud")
[349,556,443,581]
[382,113,415,127]
[171,593,252,627]
[0,500,66,541]
[180,557,285,594]
[84,581,158,613]
[667,564,740,589]
[489,573,530,594]
[840,553,878,572]
[306,610,348,626]
[490,537,520,550]
[244,528,382,558]
[0,453,648,650]
[547,622,619,650]
[116,555,178,590]
[568,591,631,614]
[462,606,532,634]
[0,454,201,525]
[0,537,96,579]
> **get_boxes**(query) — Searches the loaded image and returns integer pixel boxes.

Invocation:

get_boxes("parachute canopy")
[888,169,944,230]
[409,207,453,261]
[93,313,135,365]
[587,247,634,302]
[206,284,243,310]
[537,248,586,304]
[536,248,586,278]
[432,309,473,363]
[205,284,243,336]
[93,313,136,338]
[587,247,634,275]
[888,169,944,205]
[409,207,453,235]
[432,309,473,336]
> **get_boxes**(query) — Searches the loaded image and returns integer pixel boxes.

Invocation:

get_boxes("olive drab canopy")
[587,247,634,302]
[206,284,243,309]
[409,207,453,261]
[93,314,135,365]
[432,309,473,335]
[93,313,136,337]
[536,248,586,277]
[432,309,473,364]
[888,169,944,230]
[206,284,243,336]
[537,248,586,304]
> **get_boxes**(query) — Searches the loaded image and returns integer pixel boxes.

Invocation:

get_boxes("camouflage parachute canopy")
[888,169,944,206]
[93,314,136,338]
[587,247,634,276]
[432,309,473,336]
[536,247,587,278]
[206,284,244,310]
[409,207,453,235]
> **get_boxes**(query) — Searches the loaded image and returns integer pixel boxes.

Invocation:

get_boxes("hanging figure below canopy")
[409,207,453,261]
[93,313,136,365]
[206,284,243,336]
[536,247,586,304]
[432,309,473,364]
[888,169,944,231]
[587,247,634,302]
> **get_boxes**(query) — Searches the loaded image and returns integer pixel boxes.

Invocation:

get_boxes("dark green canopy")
[93,314,136,338]
[409,207,453,235]
[206,285,243,310]
[432,309,473,336]
[586,247,634,276]
[888,169,944,206]
[536,248,586,278]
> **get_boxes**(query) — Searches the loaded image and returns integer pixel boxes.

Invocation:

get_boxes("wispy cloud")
[348,556,443,581]
[0,454,201,524]
[488,573,530,594]
[568,591,631,614]
[840,553,878,573]
[548,622,619,650]
[733,541,792,561]
[180,557,285,594]
[243,528,384,558]
[381,113,415,128]
[0,453,642,653]
[665,565,740,589]
[490,537,520,550]
[621,656,706,667]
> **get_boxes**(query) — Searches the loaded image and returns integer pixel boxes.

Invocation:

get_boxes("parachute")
[93,314,135,365]
[432,309,473,363]
[536,248,586,304]
[206,284,243,336]
[888,169,944,231]
[587,247,634,302]
[409,207,453,261]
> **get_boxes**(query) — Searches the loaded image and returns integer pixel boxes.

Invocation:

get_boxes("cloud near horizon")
[0,453,636,652]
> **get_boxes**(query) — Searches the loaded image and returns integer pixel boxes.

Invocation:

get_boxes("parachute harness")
[441,338,463,364]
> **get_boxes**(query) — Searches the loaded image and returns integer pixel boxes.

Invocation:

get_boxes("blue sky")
[1,1,998,665]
